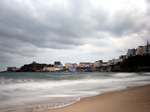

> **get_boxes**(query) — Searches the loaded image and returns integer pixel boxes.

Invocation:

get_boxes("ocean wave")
[0,72,150,112]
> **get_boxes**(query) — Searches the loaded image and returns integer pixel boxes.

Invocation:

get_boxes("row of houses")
[65,40,150,72]
[7,67,20,72]
[42,41,150,72]
[43,60,121,72]
[127,40,150,57]
[43,61,64,72]
[7,41,150,72]
[103,40,150,67]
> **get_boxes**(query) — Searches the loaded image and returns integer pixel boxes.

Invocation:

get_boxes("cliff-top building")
[135,40,150,55]
[127,48,136,57]
[94,60,103,67]
[146,40,150,54]
[127,40,150,57]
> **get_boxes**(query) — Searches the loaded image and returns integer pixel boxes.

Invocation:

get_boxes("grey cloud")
[0,0,90,50]
[0,0,150,68]
[0,0,112,52]
[146,0,150,3]
[94,6,149,38]
[1,0,149,47]
[0,37,43,60]
[115,48,127,55]
[89,50,106,56]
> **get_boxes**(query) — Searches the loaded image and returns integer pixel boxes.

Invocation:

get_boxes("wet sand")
[38,85,150,112]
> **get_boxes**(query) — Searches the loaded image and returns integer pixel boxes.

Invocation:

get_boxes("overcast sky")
[0,0,150,71]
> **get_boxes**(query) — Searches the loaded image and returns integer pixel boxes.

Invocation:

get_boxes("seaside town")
[7,41,150,72]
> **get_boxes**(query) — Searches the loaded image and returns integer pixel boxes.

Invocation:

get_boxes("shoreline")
[37,85,150,112]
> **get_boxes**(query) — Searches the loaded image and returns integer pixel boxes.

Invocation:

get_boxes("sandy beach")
[38,85,150,112]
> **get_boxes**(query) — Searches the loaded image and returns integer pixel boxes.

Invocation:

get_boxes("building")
[112,59,118,65]
[101,62,108,67]
[119,55,126,59]
[68,68,76,72]
[54,61,63,67]
[79,62,91,68]
[107,60,114,66]
[7,67,20,72]
[65,63,78,69]
[43,67,55,72]
[135,41,150,55]
[117,55,126,62]
[65,63,78,72]
[94,61,98,67]
[135,46,143,55]
[127,48,136,57]
[43,66,64,72]
[43,61,64,72]
[145,40,150,54]
[107,59,118,66]
[94,60,103,67]
[89,63,94,67]
[65,63,69,69]
[55,67,64,71]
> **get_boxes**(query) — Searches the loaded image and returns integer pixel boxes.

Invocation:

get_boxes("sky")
[0,0,150,71]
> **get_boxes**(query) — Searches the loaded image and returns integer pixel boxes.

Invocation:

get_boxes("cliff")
[112,55,150,72]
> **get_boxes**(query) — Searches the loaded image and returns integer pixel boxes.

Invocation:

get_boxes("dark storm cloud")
[0,37,43,58]
[1,0,148,51]
[0,0,150,71]
[0,0,93,65]
[0,0,88,51]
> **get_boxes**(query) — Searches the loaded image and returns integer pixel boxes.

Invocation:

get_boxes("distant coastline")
[5,55,150,73]
[6,41,150,72]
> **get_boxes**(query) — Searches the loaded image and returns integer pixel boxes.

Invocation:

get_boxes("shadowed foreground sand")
[38,85,150,112]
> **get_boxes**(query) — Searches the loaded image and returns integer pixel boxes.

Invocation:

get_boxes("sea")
[0,72,150,112]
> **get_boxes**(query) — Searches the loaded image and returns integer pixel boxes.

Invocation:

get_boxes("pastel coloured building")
[79,62,91,68]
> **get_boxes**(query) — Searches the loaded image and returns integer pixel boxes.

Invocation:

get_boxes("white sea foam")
[0,72,150,112]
